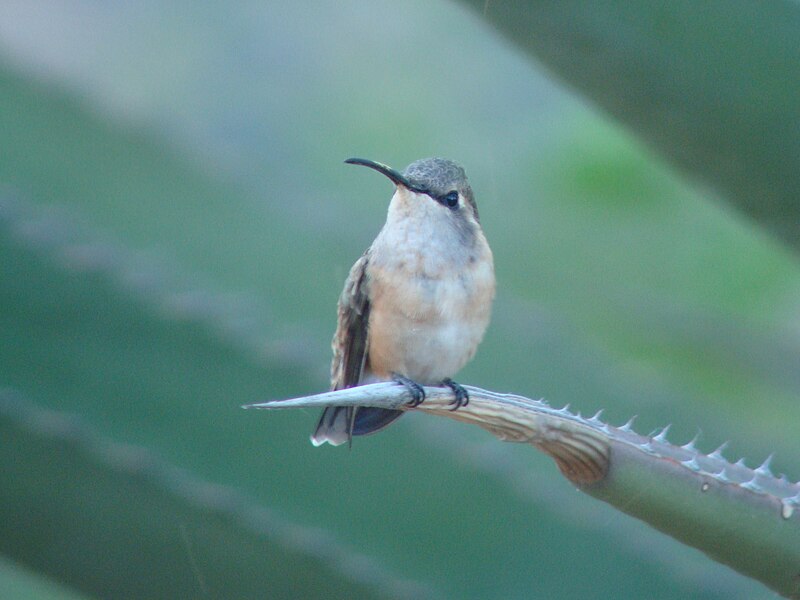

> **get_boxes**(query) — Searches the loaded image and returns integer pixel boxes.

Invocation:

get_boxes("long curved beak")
[345,158,427,194]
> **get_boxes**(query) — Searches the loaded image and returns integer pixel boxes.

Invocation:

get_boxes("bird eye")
[442,191,459,209]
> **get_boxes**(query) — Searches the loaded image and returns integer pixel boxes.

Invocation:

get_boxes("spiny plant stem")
[247,382,800,599]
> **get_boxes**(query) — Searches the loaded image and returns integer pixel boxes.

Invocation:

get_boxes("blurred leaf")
[0,390,421,600]
[458,0,800,249]
[0,556,89,600]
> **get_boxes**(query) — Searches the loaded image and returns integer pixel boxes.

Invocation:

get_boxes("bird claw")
[442,378,469,410]
[392,373,426,407]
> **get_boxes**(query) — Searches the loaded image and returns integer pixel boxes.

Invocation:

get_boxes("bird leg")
[391,373,426,407]
[442,378,469,410]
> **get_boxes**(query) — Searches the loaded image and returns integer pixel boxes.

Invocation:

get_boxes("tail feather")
[311,407,403,446]
[352,407,403,436]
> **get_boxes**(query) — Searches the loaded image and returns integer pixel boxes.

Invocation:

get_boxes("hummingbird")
[311,157,495,446]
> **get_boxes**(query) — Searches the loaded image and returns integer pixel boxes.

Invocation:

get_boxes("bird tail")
[310,407,403,447]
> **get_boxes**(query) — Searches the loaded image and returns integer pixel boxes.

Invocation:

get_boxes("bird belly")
[367,264,493,384]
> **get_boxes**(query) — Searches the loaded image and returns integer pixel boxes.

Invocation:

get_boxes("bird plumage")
[311,158,494,447]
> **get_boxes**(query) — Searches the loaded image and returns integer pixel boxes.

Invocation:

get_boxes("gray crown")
[404,158,479,220]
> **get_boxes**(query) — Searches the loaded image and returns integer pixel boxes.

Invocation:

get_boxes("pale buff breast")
[366,243,494,384]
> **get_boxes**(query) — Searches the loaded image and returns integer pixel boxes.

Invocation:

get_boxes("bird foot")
[442,378,469,410]
[392,373,426,407]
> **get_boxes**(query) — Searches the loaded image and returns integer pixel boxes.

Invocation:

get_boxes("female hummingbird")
[311,157,495,446]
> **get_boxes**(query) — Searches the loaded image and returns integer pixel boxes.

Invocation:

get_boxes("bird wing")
[312,251,404,446]
[330,252,370,390]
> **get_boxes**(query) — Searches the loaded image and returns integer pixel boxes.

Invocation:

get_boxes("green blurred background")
[0,1,798,598]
